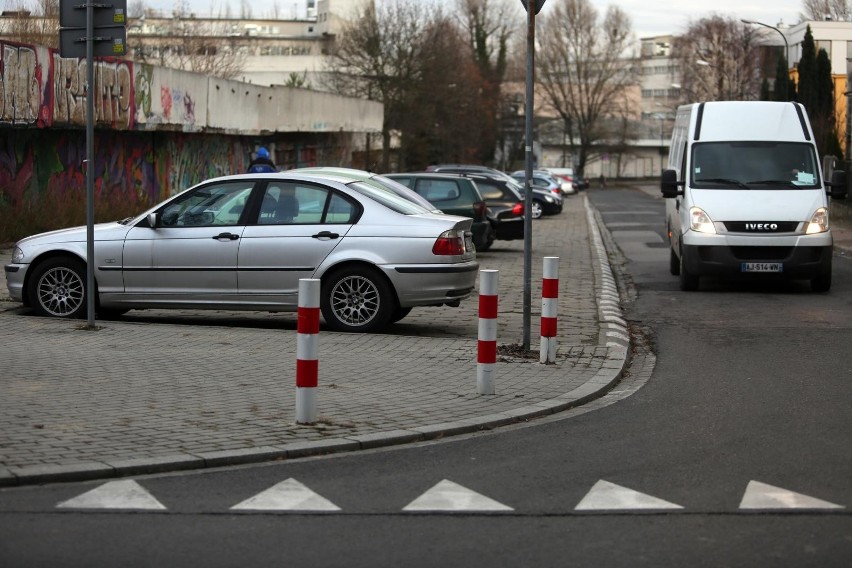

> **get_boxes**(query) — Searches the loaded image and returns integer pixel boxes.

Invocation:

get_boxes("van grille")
[723,221,799,233]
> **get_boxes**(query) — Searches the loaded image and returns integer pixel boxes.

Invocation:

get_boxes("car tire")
[28,256,88,318]
[678,247,699,291]
[669,247,680,276]
[531,200,543,219]
[321,265,394,333]
[478,224,496,251]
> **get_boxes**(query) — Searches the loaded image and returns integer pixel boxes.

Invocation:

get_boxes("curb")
[0,197,630,487]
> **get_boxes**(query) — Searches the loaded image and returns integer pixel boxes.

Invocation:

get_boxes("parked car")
[572,175,589,191]
[426,164,509,179]
[5,172,479,332]
[544,167,585,193]
[476,172,562,219]
[510,170,571,197]
[540,168,581,194]
[290,166,442,214]
[384,172,496,251]
[461,173,526,241]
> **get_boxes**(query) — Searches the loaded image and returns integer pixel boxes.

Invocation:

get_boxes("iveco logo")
[745,223,779,231]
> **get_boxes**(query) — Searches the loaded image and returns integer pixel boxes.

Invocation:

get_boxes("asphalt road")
[2,186,851,566]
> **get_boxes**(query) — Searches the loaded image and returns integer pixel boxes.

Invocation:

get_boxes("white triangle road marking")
[57,480,166,510]
[231,478,341,511]
[403,479,513,512]
[575,480,683,511]
[739,480,844,510]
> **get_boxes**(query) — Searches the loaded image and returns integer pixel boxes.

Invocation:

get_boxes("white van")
[661,101,847,291]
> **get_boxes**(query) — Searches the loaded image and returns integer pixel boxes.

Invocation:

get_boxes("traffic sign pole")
[59,0,127,328]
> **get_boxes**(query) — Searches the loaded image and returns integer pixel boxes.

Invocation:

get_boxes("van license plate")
[741,262,783,273]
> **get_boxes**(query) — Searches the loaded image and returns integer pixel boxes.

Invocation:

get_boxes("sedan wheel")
[321,266,393,333]
[29,257,87,318]
[531,200,543,219]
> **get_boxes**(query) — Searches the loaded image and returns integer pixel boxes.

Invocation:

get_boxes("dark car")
[572,175,589,191]
[461,173,527,242]
[385,172,496,251]
[468,172,561,219]
[426,164,509,179]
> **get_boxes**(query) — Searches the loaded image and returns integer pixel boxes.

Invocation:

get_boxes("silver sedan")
[5,172,479,332]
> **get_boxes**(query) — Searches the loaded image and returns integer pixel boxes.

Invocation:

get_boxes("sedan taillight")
[433,230,465,255]
[512,202,524,216]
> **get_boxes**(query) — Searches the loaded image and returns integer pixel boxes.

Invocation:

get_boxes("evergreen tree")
[773,56,793,102]
[816,48,843,158]
[797,26,817,113]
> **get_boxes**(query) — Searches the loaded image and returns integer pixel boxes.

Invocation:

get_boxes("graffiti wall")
[0,39,382,218]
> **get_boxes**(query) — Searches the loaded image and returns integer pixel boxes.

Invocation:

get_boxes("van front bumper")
[681,243,832,279]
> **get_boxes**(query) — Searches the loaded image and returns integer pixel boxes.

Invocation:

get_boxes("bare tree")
[400,14,486,169]
[673,15,763,103]
[801,0,850,21]
[536,0,639,176]
[0,0,59,48]
[456,0,519,164]
[323,0,441,171]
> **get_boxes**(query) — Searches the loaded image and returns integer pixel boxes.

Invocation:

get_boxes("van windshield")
[691,141,820,189]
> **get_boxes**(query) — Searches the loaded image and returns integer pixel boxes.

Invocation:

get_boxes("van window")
[691,141,819,189]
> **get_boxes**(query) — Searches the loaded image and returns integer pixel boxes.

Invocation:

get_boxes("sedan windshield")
[691,141,820,189]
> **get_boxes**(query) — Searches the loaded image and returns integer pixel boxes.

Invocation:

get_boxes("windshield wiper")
[746,179,801,188]
[698,178,751,189]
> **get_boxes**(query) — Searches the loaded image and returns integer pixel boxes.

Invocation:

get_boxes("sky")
[136,0,805,39]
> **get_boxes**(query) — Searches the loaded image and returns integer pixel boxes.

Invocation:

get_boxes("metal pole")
[522,0,535,350]
[85,1,96,327]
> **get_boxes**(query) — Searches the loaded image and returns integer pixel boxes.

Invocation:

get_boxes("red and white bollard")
[540,256,560,364]
[477,269,499,395]
[296,278,320,424]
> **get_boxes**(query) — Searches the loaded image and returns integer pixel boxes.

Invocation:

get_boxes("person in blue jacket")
[247,147,277,173]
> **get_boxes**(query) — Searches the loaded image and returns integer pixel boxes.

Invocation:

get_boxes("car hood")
[16,221,131,247]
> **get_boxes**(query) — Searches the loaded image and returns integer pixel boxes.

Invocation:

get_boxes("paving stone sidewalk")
[0,194,628,487]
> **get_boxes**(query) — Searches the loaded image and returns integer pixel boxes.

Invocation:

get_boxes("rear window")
[475,180,520,201]
[347,181,431,214]
[412,179,461,203]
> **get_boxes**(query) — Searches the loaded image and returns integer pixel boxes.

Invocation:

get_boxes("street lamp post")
[741,19,790,68]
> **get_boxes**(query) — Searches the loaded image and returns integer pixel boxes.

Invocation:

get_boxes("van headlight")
[689,207,716,234]
[805,207,829,234]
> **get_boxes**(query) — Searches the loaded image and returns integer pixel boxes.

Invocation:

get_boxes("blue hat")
[256,147,269,159]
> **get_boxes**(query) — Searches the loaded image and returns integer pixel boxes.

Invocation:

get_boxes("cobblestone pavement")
[0,193,629,486]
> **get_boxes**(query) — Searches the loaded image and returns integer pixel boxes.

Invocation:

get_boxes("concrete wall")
[0,39,382,206]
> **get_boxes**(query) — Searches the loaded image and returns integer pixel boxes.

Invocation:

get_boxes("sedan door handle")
[213,232,240,241]
[312,231,339,240]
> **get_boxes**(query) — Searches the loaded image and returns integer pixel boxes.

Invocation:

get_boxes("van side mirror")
[828,170,847,200]
[661,169,683,198]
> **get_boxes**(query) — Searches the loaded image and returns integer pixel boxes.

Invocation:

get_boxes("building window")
[817,39,831,57]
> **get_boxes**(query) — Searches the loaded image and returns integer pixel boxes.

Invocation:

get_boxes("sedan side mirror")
[146,212,159,228]
[826,170,847,200]
[661,169,683,198]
